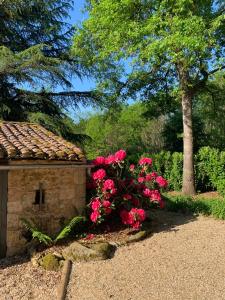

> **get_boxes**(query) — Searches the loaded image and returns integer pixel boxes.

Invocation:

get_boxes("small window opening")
[33,183,45,207]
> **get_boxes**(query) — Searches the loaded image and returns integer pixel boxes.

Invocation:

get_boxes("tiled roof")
[0,122,85,162]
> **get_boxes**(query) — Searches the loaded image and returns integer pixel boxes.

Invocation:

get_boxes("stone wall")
[7,166,86,256]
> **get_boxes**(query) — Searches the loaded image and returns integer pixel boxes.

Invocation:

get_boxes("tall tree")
[73,0,225,195]
[0,0,98,121]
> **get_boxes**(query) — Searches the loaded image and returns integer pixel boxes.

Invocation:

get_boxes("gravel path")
[0,256,60,300]
[67,211,225,300]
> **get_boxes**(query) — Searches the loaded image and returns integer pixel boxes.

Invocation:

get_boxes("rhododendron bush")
[87,150,168,230]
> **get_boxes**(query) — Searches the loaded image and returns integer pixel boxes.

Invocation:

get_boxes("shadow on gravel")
[144,209,198,237]
[0,254,29,270]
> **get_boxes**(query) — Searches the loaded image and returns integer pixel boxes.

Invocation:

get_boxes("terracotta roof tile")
[0,122,85,162]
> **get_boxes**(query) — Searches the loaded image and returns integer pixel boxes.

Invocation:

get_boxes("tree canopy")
[0,0,98,122]
[78,103,165,159]
[73,0,225,195]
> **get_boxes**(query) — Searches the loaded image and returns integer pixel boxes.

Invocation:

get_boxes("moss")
[62,241,116,262]
[126,231,147,244]
[88,242,116,259]
[40,253,61,271]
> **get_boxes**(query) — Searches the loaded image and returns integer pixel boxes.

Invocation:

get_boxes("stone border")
[57,260,72,300]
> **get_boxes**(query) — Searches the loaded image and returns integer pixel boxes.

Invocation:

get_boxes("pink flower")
[130,208,146,222]
[132,221,141,230]
[151,172,158,179]
[104,207,112,214]
[90,211,100,223]
[85,233,95,240]
[139,157,152,166]
[111,188,117,195]
[92,169,106,181]
[120,208,146,228]
[123,194,132,200]
[115,149,126,161]
[105,154,116,165]
[138,177,145,183]
[145,174,151,181]
[91,198,101,211]
[129,164,135,171]
[93,156,105,166]
[103,179,115,191]
[102,200,111,208]
[150,190,161,202]
[120,210,133,225]
[136,209,146,221]
[143,188,152,197]
[156,176,168,188]
[146,172,158,181]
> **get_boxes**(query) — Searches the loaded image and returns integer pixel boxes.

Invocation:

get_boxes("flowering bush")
[87,150,168,230]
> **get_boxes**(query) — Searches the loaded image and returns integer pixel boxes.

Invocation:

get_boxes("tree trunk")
[176,63,196,195]
[181,91,196,195]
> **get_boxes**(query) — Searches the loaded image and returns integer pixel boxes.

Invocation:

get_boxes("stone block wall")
[6,166,86,256]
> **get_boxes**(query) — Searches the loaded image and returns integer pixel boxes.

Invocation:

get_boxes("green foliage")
[162,110,207,152]
[194,73,225,151]
[169,153,183,191]
[73,0,225,195]
[76,102,165,159]
[21,218,53,245]
[21,216,86,246]
[152,147,225,196]
[165,195,225,220]
[54,216,86,243]
[73,0,225,102]
[0,0,97,123]
[150,151,183,191]
[196,147,225,196]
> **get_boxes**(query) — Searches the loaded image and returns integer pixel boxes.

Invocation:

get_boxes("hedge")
[143,147,225,196]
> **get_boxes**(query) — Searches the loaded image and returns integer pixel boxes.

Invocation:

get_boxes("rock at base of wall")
[39,253,62,271]
[62,241,115,263]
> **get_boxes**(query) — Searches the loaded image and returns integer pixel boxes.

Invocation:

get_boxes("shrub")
[147,151,183,191]
[196,147,225,196]
[87,150,168,230]
[145,147,225,196]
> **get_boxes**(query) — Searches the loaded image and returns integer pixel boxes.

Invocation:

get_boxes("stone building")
[0,122,87,257]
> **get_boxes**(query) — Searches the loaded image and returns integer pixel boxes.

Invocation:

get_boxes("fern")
[54,216,86,243]
[21,216,86,246]
[21,218,53,245]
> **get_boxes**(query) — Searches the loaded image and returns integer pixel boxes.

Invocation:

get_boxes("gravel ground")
[67,211,225,300]
[0,256,60,300]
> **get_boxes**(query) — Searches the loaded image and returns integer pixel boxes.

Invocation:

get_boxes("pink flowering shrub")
[87,150,168,230]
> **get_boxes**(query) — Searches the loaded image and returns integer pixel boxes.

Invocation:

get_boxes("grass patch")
[164,194,225,220]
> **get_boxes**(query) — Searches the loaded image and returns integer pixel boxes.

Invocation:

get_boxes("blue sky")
[66,1,99,120]
[70,0,92,93]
